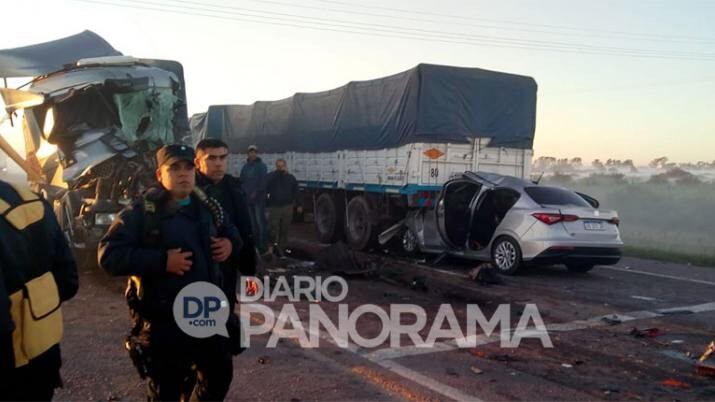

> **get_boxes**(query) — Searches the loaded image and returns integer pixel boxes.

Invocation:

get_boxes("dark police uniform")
[98,145,242,401]
[0,180,78,401]
[196,172,256,311]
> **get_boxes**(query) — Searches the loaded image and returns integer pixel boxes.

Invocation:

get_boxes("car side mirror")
[576,192,599,208]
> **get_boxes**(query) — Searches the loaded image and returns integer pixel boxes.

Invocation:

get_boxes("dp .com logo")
[173,282,230,338]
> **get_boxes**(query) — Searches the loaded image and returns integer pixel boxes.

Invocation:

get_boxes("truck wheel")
[346,196,377,251]
[314,193,343,243]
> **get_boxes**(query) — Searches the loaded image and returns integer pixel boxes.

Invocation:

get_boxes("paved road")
[55,223,715,401]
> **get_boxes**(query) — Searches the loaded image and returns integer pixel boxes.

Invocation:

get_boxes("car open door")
[435,175,485,250]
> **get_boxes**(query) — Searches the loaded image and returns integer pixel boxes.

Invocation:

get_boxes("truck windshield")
[524,186,591,207]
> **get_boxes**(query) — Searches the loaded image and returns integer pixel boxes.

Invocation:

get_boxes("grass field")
[543,176,715,267]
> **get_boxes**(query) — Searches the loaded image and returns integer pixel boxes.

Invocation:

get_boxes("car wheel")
[491,236,522,275]
[401,228,419,255]
[566,263,594,273]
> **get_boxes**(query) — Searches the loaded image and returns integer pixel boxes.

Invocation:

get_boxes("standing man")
[264,159,301,258]
[0,180,78,400]
[240,145,268,255]
[195,138,256,311]
[98,145,240,401]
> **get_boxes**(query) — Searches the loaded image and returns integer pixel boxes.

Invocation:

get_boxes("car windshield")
[525,186,591,207]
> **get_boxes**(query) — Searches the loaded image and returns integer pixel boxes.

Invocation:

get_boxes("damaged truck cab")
[0,55,189,259]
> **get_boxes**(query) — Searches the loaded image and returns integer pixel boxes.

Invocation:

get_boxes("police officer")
[0,180,79,400]
[98,145,241,401]
[194,138,257,311]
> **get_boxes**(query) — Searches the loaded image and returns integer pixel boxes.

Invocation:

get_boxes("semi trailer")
[191,64,537,255]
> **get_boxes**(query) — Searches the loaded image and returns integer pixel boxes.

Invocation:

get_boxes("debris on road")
[470,366,484,375]
[315,242,361,272]
[630,295,657,301]
[445,368,459,377]
[629,327,664,338]
[469,349,487,358]
[661,378,691,389]
[468,263,503,286]
[696,341,715,377]
[258,356,270,365]
[601,387,619,395]
[561,363,573,368]
[408,276,428,291]
[490,354,519,363]
[601,315,623,325]
[287,261,316,270]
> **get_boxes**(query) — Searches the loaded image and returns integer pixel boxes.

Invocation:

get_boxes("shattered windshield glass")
[113,87,178,145]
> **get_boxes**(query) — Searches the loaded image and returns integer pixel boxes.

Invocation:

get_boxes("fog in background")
[537,156,715,264]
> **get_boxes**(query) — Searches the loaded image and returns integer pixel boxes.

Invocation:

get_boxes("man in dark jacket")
[239,145,267,254]
[264,159,301,257]
[0,180,78,400]
[98,145,241,401]
[195,138,256,311]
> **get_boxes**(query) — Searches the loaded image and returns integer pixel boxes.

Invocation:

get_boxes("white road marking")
[600,266,715,287]
[631,295,657,301]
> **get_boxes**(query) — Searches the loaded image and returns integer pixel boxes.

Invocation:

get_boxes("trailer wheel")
[314,193,343,243]
[346,196,377,251]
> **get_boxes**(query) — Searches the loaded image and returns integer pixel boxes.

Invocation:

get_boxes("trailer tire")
[314,193,343,243]
[346,195,378,251]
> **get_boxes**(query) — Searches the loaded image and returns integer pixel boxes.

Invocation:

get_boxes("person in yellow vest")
[0,180,79,401]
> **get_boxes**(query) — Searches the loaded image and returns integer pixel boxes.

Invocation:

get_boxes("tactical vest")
[0,183,63,368]
[126,187,225,313]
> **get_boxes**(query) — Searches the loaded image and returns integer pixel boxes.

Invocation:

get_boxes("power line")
[158,0,715,58]
[236,0,715,45]
[311,0,715,44]
[73,0,715,61]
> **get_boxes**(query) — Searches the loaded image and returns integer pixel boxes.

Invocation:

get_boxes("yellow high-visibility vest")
[0,183,63,368]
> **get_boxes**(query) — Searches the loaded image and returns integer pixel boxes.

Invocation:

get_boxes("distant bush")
[578,173,628,186]
[648,167,701,185]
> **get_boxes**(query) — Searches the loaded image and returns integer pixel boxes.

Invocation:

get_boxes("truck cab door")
[435,178,483,250]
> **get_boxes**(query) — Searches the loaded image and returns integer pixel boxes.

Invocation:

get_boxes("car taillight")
[609,217,620,226]
[532,213,579,225]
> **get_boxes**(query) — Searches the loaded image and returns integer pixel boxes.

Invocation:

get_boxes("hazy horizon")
[1,0,714,164]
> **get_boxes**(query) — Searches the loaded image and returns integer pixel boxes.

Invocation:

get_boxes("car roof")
[462,171,534,190]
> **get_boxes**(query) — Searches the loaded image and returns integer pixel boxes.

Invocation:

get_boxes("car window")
[524,186,591,207]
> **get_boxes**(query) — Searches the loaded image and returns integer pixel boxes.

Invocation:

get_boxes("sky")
[0,0,714,165]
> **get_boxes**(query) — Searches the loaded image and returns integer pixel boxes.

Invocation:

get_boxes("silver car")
[389,172,623,274]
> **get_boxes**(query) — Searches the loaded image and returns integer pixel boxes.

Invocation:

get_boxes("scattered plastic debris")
[661,378,691,389]
[630,327,664,338]
[470,366,484,375]
[696,341,715,377]
[469,349,487,358]
[601,315,623,326]
[561,363,573,368]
